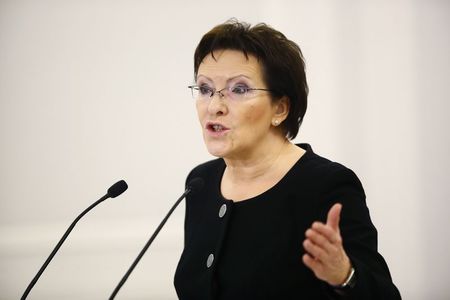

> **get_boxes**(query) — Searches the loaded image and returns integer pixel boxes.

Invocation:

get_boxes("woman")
[174,20,401,300]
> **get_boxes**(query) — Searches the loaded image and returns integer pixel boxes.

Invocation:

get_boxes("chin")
[206,146,227,158]
[204,141,230,158]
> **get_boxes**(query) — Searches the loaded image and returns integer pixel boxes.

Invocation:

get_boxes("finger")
[311,222,340,244]
[302,254,327,281]
[302,253,321,271]
[305,229,335,253]
[303,239,327,261]
[326,203,342,232]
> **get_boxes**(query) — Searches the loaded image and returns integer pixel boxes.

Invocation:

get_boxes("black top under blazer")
[174,144,401,299]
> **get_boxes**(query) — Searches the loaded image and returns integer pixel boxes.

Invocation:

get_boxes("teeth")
[212,124,223,131]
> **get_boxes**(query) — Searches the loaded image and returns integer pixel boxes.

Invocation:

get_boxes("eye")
[198,85,213,96]
[230,84,249,95]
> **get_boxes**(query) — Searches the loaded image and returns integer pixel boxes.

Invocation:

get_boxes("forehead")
[197,50,263,83]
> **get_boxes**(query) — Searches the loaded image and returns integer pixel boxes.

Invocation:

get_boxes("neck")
[223,136,292,183]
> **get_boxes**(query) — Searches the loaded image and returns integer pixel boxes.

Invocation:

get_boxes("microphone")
[21,180,128,300]
[109,177,204,299]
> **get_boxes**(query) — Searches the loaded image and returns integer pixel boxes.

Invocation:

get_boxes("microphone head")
[107,180,128,198]
[187,177,204,194]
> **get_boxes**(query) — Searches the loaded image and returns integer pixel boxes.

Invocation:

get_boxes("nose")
[209,88,226,98]
[207,92,227,116]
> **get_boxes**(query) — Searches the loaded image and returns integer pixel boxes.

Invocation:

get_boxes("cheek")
[244,104,269,125]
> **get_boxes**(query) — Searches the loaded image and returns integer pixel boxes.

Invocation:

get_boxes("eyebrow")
[196,74,252,83]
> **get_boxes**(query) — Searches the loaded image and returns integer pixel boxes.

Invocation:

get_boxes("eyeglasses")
[188,84,272,101]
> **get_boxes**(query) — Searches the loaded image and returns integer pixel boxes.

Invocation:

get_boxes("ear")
[271,96,290,125]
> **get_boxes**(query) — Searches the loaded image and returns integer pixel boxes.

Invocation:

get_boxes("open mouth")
[206,122,229,133]
[210,124,224,132]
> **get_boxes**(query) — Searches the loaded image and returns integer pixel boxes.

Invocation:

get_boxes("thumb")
[326,203,342,231]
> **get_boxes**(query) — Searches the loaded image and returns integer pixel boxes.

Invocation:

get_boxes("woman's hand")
[302,203,352,286]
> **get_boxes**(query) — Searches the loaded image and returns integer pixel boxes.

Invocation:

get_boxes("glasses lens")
[191,85,214,100]
[228,84,249,101]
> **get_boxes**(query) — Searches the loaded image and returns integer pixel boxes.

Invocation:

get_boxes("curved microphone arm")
[21,194,109,300]
[21,180,127,300]
[109,188,191,299]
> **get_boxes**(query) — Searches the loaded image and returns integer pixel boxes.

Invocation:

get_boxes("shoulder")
[296,144,364,196]
[296,144,368,224]
[299,144,358,179]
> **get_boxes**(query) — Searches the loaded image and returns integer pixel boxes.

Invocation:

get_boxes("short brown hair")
[193,19,308,139]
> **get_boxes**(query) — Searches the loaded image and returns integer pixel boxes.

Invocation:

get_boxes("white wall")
[1,0,449,299]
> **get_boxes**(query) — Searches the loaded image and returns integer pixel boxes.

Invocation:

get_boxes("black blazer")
[174,144,401,299]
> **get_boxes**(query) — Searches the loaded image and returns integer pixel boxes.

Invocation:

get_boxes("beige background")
[1,0,449,299]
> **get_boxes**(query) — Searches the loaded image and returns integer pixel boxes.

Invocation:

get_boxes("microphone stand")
[109,187,191,299]
[21,180,127,299]
[21,195,109,299]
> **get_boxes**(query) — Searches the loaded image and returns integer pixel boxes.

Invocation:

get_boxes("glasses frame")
[188,85,273,100]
